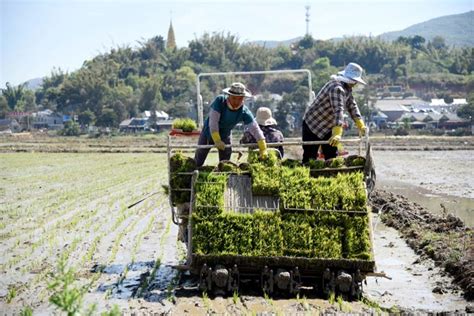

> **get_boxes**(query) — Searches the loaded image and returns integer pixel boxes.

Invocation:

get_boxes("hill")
[378,11,474,47]
[23,77,43,90]
[251,37,302,48]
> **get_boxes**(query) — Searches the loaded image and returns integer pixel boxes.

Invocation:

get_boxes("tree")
[96,108,117,127]
[107,83,134,122]
[21,90,37,112]
[311,57,335,92]
[188,32,240,69]
[396,35,425,50]
[274,94,295,136]
[235,44,272,72]
[78,110,95,126]
[402,117,411,129]
[138,36,165,60]
[36,68,67,106]
[31,30,473,122]
[0,95,8,118]
[457,103,474,120]
[165,47,190,71]
[139,78,161,111]
[57,67,110,115]
[166,100,190,118]
[60,121,81,136]
[1,82,26,110]
[430,36,447,51]
[410,35,426,50]
[270,46,293,69]
[297,35,315,50]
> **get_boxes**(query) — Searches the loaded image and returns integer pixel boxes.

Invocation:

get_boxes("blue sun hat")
[337,62,366,85]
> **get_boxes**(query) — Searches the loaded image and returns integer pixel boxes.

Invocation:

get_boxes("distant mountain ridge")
[250,11,473,48]
[378,11,474,47]
[24,77,43,90]
[251,37,302,48]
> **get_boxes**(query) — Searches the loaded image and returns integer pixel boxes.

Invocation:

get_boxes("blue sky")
[1,0,472,86]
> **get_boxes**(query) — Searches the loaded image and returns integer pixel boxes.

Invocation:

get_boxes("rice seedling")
[1,152,169,311]
[172,118,197,132]
[263,291,273,306]
[232,290,239,305]
[202,291,211,311]
[166,270,180,303]
[136,216,172,297]
[337,295,351,312]
[296,293,310,311]
[328,292,335,305]
[102,304,122,316]
[47,256,89,316]
[19,306,33,316]
[6,286,17,303]
[360,296,383,314]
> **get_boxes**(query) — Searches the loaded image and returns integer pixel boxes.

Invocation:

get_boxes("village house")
[0,118,21,133]
[374,98,412,122]
[119,110,172,133]
[32,109,64,130]
[374,96,468,128]
[396,112,469,130]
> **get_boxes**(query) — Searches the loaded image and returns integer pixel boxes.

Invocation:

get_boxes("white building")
[143,110,169,120]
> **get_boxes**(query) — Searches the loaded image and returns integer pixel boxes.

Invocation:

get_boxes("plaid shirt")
[303,80,362,138]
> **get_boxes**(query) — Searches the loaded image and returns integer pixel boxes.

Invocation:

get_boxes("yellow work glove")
[211,131,226,151]
[328,126,343,147]
[355,119,367,137]
[257,139,268,159]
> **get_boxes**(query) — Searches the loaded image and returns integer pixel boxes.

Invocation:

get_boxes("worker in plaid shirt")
[302,63,367,163]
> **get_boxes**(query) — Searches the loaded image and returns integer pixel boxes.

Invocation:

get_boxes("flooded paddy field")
[0,136,472,314]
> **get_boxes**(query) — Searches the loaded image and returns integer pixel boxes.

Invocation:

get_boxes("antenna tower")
[305,5,310,36]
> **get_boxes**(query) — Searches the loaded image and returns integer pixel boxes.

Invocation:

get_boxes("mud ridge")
[369,189,473,301]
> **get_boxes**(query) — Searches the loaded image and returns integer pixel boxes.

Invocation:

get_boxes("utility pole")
[305,5,310,36]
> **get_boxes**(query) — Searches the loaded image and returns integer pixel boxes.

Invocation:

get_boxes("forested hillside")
[1,32,473,129]
[379,11,474,47]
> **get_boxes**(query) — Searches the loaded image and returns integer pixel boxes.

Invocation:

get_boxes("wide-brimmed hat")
[337,62,366,85]
[222,82,252,97]
[256,107,277,126]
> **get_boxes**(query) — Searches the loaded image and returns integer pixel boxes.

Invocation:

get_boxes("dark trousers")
[194,131,232,167]
[302,120,337,163]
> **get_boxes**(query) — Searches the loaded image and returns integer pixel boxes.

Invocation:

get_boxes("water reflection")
[378,179,473,227]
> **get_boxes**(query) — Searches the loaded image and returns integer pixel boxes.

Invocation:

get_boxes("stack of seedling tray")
[169,152,375,274]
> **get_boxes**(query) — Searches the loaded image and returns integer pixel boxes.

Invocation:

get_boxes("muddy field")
[0,135,473,315]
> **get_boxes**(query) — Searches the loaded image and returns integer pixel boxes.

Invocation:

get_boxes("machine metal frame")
[166,70,379,297]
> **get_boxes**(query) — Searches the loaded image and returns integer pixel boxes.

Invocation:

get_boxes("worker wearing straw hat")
[194,82,268,167]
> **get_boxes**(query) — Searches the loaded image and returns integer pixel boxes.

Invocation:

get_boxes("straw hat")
[222,82,252,97]
[256,107,277,126]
